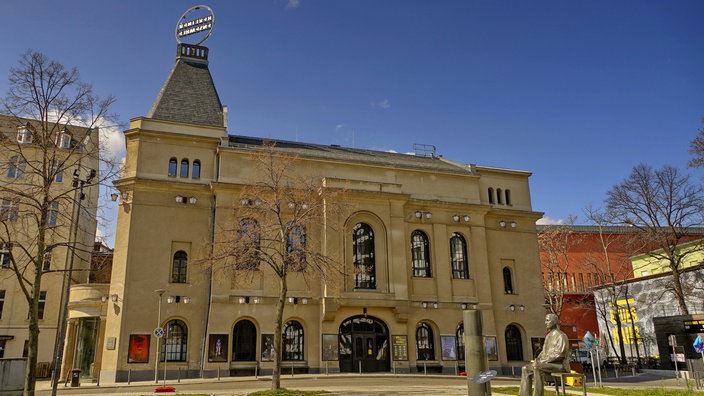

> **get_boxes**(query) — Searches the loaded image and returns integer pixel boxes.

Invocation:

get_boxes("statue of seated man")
[519,313,570,396]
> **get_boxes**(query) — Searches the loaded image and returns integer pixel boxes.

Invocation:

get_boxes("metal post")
[51,168,94,396]
[127,369,131,385]
[163,323,169,385]
[154,289,166,383]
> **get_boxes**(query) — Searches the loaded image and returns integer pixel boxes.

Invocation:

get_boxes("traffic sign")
[154,327,165,338]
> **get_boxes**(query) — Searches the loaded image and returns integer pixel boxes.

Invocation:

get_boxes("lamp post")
[50,168,96,396]
[154,289,166,383]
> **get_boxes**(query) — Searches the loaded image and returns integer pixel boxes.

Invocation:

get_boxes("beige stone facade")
[97,44,548,383]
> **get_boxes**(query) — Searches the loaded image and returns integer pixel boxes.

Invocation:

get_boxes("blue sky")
[2,1,704,247]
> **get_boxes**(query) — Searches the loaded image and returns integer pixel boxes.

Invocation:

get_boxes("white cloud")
[536,216,566,225]
[287,0,301,8]
[336,124,346,130]
[370,99,390,109]
[99,121,125,162]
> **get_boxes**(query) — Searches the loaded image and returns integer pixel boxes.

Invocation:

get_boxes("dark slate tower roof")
[147,44,224,127]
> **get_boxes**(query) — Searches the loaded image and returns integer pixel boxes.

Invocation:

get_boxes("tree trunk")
[24,277,42,396]
[272,276,288,389]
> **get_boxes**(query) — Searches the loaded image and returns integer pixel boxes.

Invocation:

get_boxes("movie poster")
[208,334,228,362]
[321,334,339,361]
[261,334,275,362]
[128,334,150,363]
[485,336,498,361]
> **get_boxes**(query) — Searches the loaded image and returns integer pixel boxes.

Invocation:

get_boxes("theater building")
[98,40,546,383]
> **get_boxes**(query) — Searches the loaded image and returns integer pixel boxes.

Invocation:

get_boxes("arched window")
[286,224,306,271]
[505,189,511,205]
[416,323,434,361]
[497,188,503,204]
[161,319,187,362]
[7,156,25,179]
[456,323,465,362]
[411,230,431,278]
[503,267,514,294]
[168,158,177,177]
[171,251,187,283]
[450,233,469,279]
[353,223,376,289]
[180,159,189,178]
[232,320,257,361]
[192,160,201,179]
[488,188,495,204]
[282,320,304,361]
[505,324,523,361]
[236,218,260,270]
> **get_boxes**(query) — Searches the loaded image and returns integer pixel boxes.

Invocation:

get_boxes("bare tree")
[606,164,704,315]
[582,207,644,364]
[1,50,118,396]
[688,117,704,168]
[538,216,582,316]
[203,144,347,390]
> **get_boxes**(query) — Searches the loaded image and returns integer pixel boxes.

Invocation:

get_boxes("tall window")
[42,253,51,272]
[411,230,431,278]
[503,267,514,294]
[232,320,257,361]
[38,291,47,320]
[456,323,465,362]
[168,158,177,177]
[416,323,434,361]
[46,201,59,226]
[161,319,187,362]
[171,251,188,283]
[236,219,260,270]
[488,188,495,204]
[505,324,523,361]
[496,188,503,204]
[50,160,63,182]
[505,189,511,205]
[282,320,304,361]
[0,290,5,319]
[352,223,376,289]
[450,233,469,279]
[7,156,25,179]
[0,244,11,269]
[180,159,189,178]
[192,160,201,179]
[286,224,306,271]
[0,199,19,222]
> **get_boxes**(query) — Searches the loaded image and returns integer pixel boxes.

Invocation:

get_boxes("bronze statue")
[519,313,569,396]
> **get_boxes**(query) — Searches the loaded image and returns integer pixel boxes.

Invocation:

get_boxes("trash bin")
[70,369,81,387]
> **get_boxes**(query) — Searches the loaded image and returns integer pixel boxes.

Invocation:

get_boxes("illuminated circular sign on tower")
[175,5,215,46]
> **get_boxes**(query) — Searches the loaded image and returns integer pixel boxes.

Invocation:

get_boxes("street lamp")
[154,289,166,383]
[50,167,96,396]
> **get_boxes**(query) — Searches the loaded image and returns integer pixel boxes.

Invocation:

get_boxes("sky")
[2,1,704,247]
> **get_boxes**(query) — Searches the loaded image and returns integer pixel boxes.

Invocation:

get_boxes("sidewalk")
[34,371,690,396]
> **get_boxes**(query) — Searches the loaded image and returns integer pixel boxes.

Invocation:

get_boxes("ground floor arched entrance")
[338,315,390,373]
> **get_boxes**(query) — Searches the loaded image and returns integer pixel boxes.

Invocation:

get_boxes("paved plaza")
[33,372,687,396]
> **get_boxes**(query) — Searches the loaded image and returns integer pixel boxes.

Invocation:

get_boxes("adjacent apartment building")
[0,115,99,376]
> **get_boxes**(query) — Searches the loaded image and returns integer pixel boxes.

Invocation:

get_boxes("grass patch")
[247,388,330,396]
